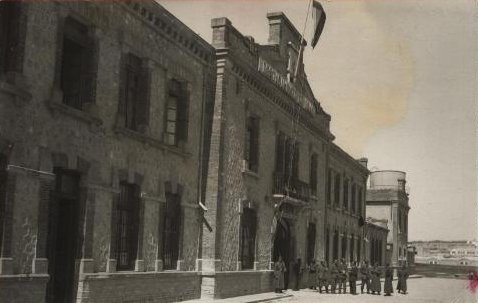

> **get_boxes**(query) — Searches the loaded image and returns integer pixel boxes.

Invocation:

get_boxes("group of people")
[274,256,409,296]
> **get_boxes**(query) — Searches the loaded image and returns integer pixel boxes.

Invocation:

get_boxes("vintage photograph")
[0,0,476,302]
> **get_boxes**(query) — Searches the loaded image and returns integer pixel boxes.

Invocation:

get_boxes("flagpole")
[293,0,313,81]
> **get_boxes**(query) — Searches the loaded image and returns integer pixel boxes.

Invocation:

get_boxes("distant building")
[366,170,410,266]
[364,218,389,266]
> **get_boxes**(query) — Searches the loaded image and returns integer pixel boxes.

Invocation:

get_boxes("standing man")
[384,263,393,296]
[317,261,327,293]
[308,259,317,290]
[338,258,347,294]
[274,256,286,293]
[330,260,339,294]
[292,258,302,291]
[371,262,381,295]
[397,264,409,294]
[349,261,359,295]
[360,261,371,294]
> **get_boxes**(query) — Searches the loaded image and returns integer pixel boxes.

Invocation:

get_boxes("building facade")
[324,148,368,265]
[0,1,215,302]
[364,218,389,266]
[366,170,410,266]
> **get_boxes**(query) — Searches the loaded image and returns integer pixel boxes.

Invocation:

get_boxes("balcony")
[272,172,310,204]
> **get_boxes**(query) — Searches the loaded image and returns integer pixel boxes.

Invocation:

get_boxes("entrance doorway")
[273,218,291,289]
[46,169,80,303]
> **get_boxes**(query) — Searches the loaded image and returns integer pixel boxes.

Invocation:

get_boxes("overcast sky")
[161,0,478,241]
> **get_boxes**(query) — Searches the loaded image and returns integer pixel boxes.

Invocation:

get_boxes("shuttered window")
[309,154,318,196]
[245,117,259,172]
[275,132,285,173]
[240,208,256,270]
[165,79,189,146]
[0,2,19,74]
[351,184,356,213]
[306,223,316,264]
[162,193,181,270]
[118,53,151,131]
[343,179,349,210]
[334,173,340,207]
[0,155,7,252]
[59,17,98,110]
[115,182,140,271]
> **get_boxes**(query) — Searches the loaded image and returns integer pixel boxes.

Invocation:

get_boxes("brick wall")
[77,272,200,303]
[213,270,274,298]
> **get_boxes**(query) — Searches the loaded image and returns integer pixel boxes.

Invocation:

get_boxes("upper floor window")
[275,133,299,179]
[275,132,286,173]
[327,169,332,205]
[333,173,340,207]
[0,2,20,75]
[245,117,259,172]
[119,53,151,131]
[309,154,318,196]
[165,79,189,146]
[59,17,98,110]
[0,154,7,252]
[343,178,349,210]
[163,192,181,270]
[240,208,256,270]
[357,187,363,216]
[351,183,356,213]
[115,182,140,271]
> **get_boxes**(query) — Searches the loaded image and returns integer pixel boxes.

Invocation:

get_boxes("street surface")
[269,278,478,303]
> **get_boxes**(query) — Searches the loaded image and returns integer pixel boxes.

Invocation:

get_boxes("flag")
[311,1,326,48]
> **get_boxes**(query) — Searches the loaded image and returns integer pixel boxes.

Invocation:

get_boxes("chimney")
[357,157,368,168]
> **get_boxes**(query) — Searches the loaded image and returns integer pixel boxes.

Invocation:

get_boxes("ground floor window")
[240,208,256,269]
[163,193,181,270]
[0,155,6,252]
[306,223,316,264]
[116,182,140,271]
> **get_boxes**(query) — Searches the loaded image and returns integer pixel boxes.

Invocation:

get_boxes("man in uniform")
[360,260,371,294]
[330,260,339,294]
[349,261,359,295]
[308,259,317,290]
[337,258,347,294]
[317,261,327,293]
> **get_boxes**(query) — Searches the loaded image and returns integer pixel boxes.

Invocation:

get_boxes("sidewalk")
[184,275,423,303]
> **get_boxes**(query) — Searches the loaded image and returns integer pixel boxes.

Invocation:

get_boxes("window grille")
[163,193,181,270]
[116,182,140,271]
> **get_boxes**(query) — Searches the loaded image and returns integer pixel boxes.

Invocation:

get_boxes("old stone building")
[366,170,410,266]
[0,1,215,302]
[364,218,389,266]
[324,149,368,266]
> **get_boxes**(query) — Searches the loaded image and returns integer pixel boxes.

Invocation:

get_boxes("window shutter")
[275,133,285,173]
[136,60,151,129]
[117,54,128,126]
[177,83,189,142]
[54,17,66,89]
[81,35,99,105]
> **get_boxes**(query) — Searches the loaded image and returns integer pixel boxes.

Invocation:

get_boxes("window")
[240,208,256,269]
[163,193,181,270]
[275,132,286,173]
[357,187,362,216]
[327,169,332,205]
[350,234,354,262]
[334,173,340,207]
[165,79,189,145]
[284,138,298,178]
[245,117,259,172]
[59,17,97,110]
[325,227,330,263]
[332,230,339,261]
[309,154,318,196]
[306,223,316,264]
[357,237,361,261]
[398,209,402,233]
[341,233,347,260]
[0,155,7,252]
[343,178,349,210]
[351,184,356,213]
[0,2,20,74]
[115,182,140,271]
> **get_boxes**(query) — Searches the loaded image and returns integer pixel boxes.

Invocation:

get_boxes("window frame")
[115,182,141,271]
[162,192,182,270]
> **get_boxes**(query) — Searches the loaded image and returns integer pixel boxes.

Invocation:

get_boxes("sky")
[161,0,478,241]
